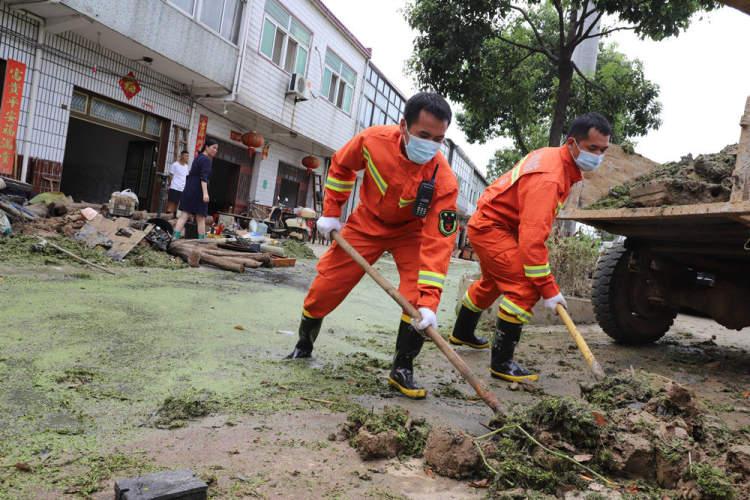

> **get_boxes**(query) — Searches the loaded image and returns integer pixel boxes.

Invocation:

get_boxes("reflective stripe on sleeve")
[523,263,552,278]
[417,270,445,289]
[325,176,355,193]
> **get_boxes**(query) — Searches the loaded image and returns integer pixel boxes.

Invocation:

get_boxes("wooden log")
[199,249,271,262]
[219,256,263,268]
[260,243,285,257]
[167,241,202,267]
[198,253,245,273]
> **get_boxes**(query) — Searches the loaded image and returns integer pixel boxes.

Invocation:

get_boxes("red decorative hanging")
[301,155,320,172]
[241,131,264,149]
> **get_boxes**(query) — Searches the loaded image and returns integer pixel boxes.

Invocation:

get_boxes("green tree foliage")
[407,0,716,158]
[483,43,663,181]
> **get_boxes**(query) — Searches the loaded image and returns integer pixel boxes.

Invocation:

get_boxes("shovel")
[330,230,502,414]
[556,304,606,380]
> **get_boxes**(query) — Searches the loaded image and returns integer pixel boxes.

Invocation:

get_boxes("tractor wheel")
[592,240,676,344]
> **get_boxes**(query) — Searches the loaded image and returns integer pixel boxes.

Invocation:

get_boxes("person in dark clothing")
[173,138,218,240]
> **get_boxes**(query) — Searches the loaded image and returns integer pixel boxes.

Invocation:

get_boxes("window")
[170,0,195,15]
[321,49,355,113]
[173,126,189,162]
[260,0,311,75]
[71,91,88,113]
[358,64,406,129]
[197,0,244,43]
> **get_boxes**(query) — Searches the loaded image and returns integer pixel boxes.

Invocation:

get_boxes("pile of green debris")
[589,145,737,209]
[0,234,184,270]
[281,239,316,259]
[342,370,748,498]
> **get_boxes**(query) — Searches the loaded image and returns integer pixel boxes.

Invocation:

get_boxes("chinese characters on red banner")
[194,115,208,157]
[0,60,27,175]
[118,71,141,100]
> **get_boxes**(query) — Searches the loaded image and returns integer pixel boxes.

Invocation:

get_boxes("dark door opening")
[208,157,240,213]
[60,117,157,205]
[277,178,299,207]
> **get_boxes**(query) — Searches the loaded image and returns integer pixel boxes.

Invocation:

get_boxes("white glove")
[316,216,342,239]
[543,292,568,312]
[413,307,438,331]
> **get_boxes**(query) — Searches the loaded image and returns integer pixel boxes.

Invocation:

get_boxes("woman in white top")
[166,150,190,215]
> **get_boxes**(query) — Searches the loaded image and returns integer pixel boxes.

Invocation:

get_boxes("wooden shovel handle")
[556,304,606,380]
[331,230,502,413]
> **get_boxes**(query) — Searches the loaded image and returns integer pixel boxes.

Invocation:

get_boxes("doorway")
[60,117,158,205]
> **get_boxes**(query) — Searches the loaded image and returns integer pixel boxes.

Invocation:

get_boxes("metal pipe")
[20,18,45,183]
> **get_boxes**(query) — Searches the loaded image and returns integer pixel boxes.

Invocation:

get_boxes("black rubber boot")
[490,318,539,382]
[285,316,323,359]
[449,305,490,349]
[387,320,427,399]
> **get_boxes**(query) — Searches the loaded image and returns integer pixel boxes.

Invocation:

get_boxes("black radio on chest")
[413,164,439,218]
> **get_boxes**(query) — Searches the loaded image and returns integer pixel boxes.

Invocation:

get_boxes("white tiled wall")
[0,4,192,167]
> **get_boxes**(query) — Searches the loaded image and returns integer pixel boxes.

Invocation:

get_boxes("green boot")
[285,315,323,359]
[490,318,539,382]
[449,305,489,349]
[387,319,427,399]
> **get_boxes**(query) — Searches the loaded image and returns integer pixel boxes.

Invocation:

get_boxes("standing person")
[449,112,610,383]
[286,92,459,400]
[166,150,190,216]
[173,139,218,240]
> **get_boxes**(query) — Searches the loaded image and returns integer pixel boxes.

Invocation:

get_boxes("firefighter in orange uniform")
[451,113,611,382]
[286,92,466,400]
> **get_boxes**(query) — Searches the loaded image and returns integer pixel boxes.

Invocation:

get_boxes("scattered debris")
[150,389,219,429]
[589,144,737,209]
[342,406,431,460]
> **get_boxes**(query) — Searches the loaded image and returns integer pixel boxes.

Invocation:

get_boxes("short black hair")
[403,92,452,127]
[180,150,189,155]
[567,112,612,141]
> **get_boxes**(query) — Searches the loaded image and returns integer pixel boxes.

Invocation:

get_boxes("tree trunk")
[548,58,574,147]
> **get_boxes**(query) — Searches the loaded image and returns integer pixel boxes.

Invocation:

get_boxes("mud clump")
[342,406,430,460]
[281,239,316,259]
[475,371,742,497]
[589,144,737,209]
[423,427,481,479]
[150,388,218,429]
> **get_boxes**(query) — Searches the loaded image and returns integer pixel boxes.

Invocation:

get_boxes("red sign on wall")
[118,71,141,100]
[194,114,209,157]
[0,60,27,175]
[230,130,243,142]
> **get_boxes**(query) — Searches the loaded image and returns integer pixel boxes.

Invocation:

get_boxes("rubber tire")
[592,240,676,344]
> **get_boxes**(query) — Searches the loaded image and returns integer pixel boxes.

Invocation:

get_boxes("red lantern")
[302,155,320,172]
[241,131,264,149]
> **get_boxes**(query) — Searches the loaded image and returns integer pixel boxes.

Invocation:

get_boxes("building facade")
[0,0,485,224]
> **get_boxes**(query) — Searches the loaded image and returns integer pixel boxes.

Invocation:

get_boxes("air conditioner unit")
[286,73,309,102]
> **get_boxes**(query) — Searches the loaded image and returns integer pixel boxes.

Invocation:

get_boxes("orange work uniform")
[303,125,459,319]
[463,146,582,323]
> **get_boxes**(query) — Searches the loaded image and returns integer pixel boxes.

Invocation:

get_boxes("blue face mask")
[404,131,441,164]
[574,139,604,172]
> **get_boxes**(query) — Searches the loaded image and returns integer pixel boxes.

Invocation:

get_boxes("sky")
[322,1,750,174]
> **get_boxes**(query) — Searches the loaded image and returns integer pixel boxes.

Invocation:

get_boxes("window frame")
[167,0,244,46]
[258,0,312,77]
[172,125,189,162]
[321,48,356,115]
